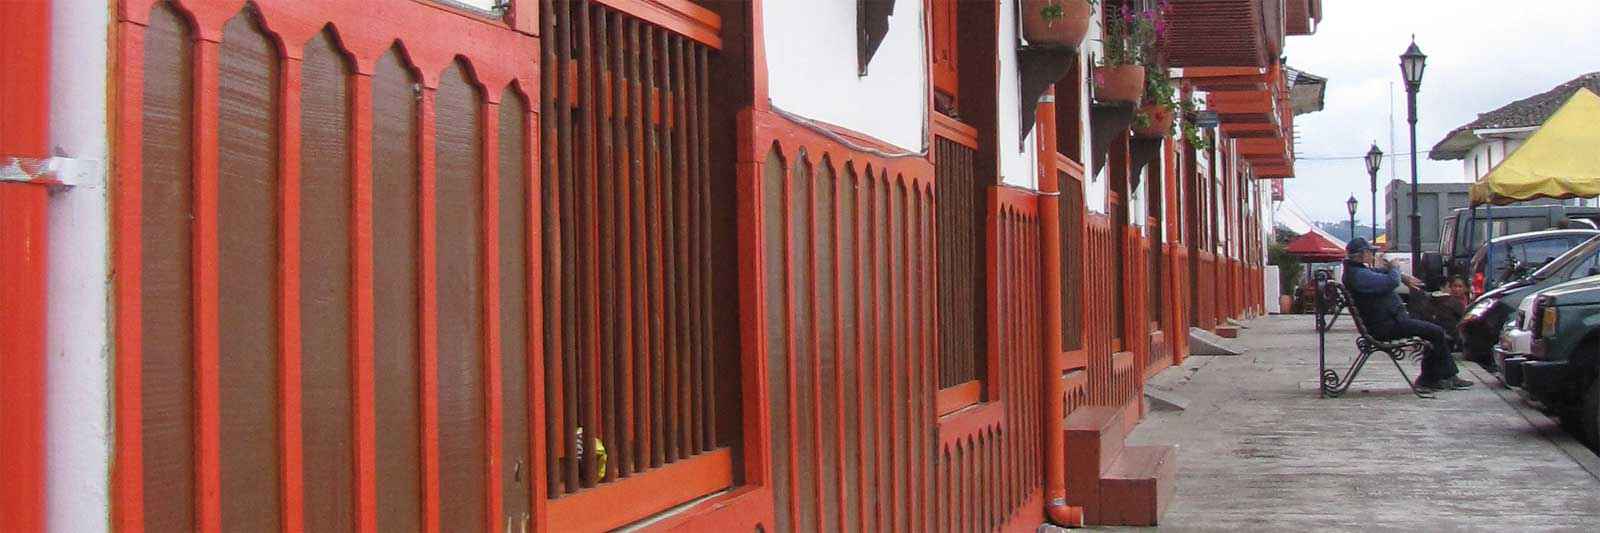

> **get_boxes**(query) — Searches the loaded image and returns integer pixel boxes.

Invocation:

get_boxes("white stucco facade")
[995,0,1037,189]
[763,0,929,153]
[47,0,112,530]
[1461,133,1529,181]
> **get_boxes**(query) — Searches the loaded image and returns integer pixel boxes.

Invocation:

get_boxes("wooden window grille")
[934,120,986,414]
[539,0,735,529]
[1061,174,1085,353]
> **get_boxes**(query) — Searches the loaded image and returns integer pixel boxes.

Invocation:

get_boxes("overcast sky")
[1279,0,1598,224]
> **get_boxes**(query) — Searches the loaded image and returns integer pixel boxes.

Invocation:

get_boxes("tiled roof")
[1430,72,1600,160]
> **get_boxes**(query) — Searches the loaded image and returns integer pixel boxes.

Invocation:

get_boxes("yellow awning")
[1470,88,1600,206]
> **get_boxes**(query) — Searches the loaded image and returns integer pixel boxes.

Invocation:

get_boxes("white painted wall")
[764,0,928,152]
[1463,137,1528,180]
[1264,265,1281,313]
[1081,6,1108,212]
[995,0,1037,189]
[48,0,112,530]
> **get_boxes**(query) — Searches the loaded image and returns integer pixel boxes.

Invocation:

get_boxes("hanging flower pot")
[1021,0,1093,47]
[1133,103,1174,137]
[1094,65,1145,104]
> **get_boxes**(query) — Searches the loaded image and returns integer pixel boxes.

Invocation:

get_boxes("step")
[1214,325,1240,338]
[1062,406,1125,515]
[1097,445,1178,526]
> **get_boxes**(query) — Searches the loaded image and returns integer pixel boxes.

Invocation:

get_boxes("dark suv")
[1459,233,1600,366]
[1423,205,1600,289]
[1498,274,1600,446]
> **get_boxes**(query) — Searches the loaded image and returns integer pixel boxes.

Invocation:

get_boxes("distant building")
[1430,72,1600,208]
[1385,181,1470,253]
[1386,73,1600,254]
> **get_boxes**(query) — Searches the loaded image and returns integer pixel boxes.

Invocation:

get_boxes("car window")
[1472,217,1543,243]
[1565,251,1600,281]
[1509,238,1573,268]
[1534,236,1600,282]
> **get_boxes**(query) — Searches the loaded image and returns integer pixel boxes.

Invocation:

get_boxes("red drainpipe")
[0,0,51,531]
[1033,86,1085,528]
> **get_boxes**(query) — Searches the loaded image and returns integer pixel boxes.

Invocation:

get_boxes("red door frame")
[0,0,51,530]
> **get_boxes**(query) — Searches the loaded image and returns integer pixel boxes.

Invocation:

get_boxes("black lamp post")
[1347,195,1359,242]
[1365,143,1384,242]
[1400,37,1427,267]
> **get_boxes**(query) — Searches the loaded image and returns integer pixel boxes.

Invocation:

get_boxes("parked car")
[1495,274,1600,445]
[1468,229,1599,297]
[1422,205,1600,289]
[1459,234,1600,366]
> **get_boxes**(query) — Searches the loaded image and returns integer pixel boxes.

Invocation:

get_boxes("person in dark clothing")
[1341,238,1473,391]
[1408,276,1470,350]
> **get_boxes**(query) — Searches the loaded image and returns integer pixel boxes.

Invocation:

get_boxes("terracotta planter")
[1094,65,1146,104]
[1133,104,1174,137]
[1021,0,1092,47]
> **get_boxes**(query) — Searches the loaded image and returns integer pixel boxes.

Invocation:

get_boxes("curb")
[1464,364,1600,482]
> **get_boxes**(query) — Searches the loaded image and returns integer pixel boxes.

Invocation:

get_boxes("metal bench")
[1314,272,1434,399]
[1315,281,1345,333]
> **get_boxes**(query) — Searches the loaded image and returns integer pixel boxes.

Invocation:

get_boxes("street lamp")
[1365,143,1384,242]
[1347,195,1359,242]
[1400,37,1427,268]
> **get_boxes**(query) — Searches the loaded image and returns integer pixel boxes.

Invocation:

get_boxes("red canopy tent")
[1284,229,1347,263]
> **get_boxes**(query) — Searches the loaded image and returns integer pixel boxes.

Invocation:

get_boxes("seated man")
[1341,238,1473,391]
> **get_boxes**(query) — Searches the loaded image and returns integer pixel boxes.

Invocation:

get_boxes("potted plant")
[1094,4,1159,104]
[1134,67,1177,137]
[1022,0,1096,47]
[1178,97,1213,150]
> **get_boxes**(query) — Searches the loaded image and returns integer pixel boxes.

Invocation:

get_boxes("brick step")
[1062,406,1124,521]
[1097,445,1178,526]
[1215,324,1240,338]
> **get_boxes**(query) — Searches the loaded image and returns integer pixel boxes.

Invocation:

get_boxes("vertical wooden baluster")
[674,35,699,459]
[593,6,616,485]
[671,35,692,462]
[609,11,634,480]
[626,19,650,476]
[579,0,604,489]
[643,25,664,469]
[874,172,889,532]
[851,165,870,533]
[890,181,904,533]
[696,45,715,453]
[681,38,702,458]
[655,27,677,465]
[838,166,851,528]
[555,0,581,494]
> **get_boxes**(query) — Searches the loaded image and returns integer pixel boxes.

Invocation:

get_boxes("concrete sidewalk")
[1122,315,1600,531]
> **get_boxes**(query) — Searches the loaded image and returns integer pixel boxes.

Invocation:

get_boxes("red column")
[0,0,50,530]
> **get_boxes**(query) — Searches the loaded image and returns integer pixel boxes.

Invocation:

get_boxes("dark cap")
[1345,237,1378,255]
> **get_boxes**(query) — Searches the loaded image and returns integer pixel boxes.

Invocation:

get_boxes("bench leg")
[1321,349,1374,397]
[1386,352,1435,399]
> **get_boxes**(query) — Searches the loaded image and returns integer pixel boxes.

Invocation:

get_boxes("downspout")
[1033,87,1085,528]
[0,0,51,530]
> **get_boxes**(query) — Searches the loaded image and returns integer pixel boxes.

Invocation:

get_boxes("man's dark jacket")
[1342,259,1407,328]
